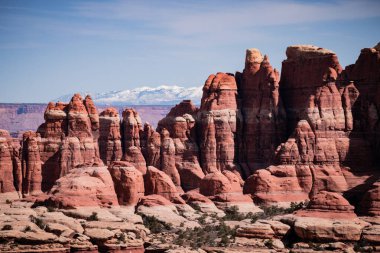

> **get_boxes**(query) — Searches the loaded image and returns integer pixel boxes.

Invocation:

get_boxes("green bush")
[173,221,237,248]
[142,215,171,233]
[251,202,307,223]
[223,205,245,221]
[197,213,207,225]
[30,215,46,230]
[23,226,32,232]
[2,224,12,230]
[265,239,274,249]
[87,212,99,221]
[189,202,202,211]
[353,239,373,252]
[118,233,126,243]
[47,206,57,212]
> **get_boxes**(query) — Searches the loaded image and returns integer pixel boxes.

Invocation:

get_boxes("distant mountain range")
[55,85,203,105]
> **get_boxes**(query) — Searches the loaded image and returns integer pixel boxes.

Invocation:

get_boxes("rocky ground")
[1,192,380,253]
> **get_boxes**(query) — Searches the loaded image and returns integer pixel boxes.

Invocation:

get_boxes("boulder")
[46,167,119,208]
[108,162,144,206]
[144,166,183,203]
[296,191,356,219]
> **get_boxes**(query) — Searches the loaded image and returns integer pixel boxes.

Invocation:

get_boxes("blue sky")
[1,0,379,103]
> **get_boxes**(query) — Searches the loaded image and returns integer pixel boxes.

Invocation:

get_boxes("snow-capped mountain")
[55,85,203,105]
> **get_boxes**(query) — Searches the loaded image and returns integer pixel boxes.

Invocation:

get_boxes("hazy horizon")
[1,0,380,103]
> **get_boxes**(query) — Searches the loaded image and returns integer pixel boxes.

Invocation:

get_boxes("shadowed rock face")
[344,44,380,165]
[238,49,287,173]
[22,131,42,196]
[243,44,380,207]
[0,130,20,194]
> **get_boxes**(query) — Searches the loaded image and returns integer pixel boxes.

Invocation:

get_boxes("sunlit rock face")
[157,100,204,191]
[198,72,241,175]
[99,107,122,165]
[121,108,147,175]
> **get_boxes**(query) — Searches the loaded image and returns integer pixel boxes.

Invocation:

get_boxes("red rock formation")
[84,95,100,133]
[137,194,173,207]
[360,180,380,216]
[144,166,183,203]
[37,102,68,191]
[31,95,104,192]
[2,43,380,232]
[0,130,18,193]
[46,166,119,208]
[141,123,161,168]
[21,131,42,196]
[343,43,380,165]
[158,100,198,138]
[198,73,241,174]
[40,102,68,138]
[121,108,147,174]
[238,49,286,172]
[157,100,204,191]
[181,191,214,204]
[63,94,102,168]
[296,191,356,219]
[244,165,311,205]
[200,171,241,197]
[99,108,122,165]
[159,128,180,186]
[245,45,375,206]
[280,45,343,131]
[122,108,141,148]
[108,161,144,206]
[11,140,22,193]
[67,94,93,138]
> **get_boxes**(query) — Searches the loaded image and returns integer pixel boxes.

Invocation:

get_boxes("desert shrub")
[23,226,32,232]
[288,201,306,212]
[5,199,12,204]
[30,215,46,230]
[189,202,202,212]
[87,212,99,221]
[354,239,373,252]
[2,224,12,230]
[142,215,171,233]
[265,239,274,249]
[251,202,307,223]
[173,221,237,248]
[223,205,245,221]
[197,213,207,225]
[47,206,57,212]
[117,233,126,243]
